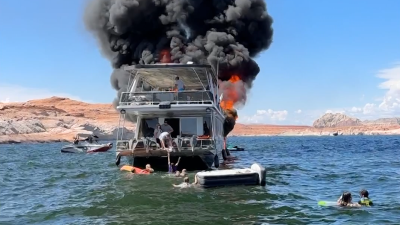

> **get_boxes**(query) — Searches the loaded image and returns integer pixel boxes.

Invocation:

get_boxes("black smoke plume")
[84,0,273,135]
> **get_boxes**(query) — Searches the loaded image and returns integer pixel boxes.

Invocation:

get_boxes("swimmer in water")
[145,164,154,173]
[173,177,191,188]
[337,192,361,207]
[358,189,373,206]
[180,169,187,177]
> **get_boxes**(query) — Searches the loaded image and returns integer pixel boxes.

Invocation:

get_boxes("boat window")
[203,117,211,136]
[180,118,197,137]
[139,118,159,138]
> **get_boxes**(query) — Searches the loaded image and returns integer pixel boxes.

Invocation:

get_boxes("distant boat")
[332,132,338,136]
[227,145,245,151]
[61,135,113,153]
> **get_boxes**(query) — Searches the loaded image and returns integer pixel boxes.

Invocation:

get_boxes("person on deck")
[159,131,173,151]
[161,120,174,135]
[72,135,80,144]
[154,123,162,147]
[175,76,185,92]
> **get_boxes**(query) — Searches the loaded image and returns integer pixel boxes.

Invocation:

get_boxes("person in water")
[168,153,181,173]
[145,164,154,173]
[173,177,191,188]
[131,164,154,173]
[180,169,187,177]
[337,192,361,207]
[358,189,373,206]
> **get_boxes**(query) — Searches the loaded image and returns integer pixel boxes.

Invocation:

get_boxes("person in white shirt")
[174,76,185,92]
[159,131,173,151]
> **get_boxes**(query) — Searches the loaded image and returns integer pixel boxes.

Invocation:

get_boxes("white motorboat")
[114,63,227,170]
[61,135,113,153]
[61,142,113,153]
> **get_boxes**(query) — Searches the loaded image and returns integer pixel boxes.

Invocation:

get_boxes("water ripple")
[1,136,400,224]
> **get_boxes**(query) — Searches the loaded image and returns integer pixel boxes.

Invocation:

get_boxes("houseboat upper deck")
[115,63,227,170]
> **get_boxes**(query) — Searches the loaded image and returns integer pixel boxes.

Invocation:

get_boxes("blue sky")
[1,0,399,125]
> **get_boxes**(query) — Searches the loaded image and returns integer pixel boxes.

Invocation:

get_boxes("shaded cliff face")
[313,113,362,128]
[363,118,400,126]
[0,97,135,139]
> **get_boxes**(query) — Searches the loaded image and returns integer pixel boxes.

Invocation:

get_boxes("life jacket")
[358,197,373,206]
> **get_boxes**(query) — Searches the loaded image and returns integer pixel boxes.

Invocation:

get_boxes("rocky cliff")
[0,97,135,143]
[313,113,362,128]
[313,113,400,128]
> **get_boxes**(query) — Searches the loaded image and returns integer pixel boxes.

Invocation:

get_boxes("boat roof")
[123,64,217,90]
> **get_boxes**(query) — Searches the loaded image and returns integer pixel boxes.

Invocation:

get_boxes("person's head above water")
[341,192,352,203]
[146,164,152,169]
[184,177,189,183]
[360,189,369,198]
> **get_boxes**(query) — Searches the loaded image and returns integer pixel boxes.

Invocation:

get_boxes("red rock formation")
[1,97,399,144]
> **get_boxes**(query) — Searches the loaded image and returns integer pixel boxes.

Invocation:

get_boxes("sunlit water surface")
[1,136,400,224]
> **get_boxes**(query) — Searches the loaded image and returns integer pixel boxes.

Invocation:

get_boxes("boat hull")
[116,150,221,171]
[61,143,113,153]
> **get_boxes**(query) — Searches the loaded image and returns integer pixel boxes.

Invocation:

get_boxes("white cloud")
[295,109,302,114]
[238,109,288,124]
[325,109,346,114]
[0,84,84,103]
[347,63,400,119]
[350,107,362,113]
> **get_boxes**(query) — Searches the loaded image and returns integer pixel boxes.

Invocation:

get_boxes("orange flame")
[220,75,241,111]
[160,50,171,63]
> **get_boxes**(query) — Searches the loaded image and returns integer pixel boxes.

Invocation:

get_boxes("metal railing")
[119,90,216,106]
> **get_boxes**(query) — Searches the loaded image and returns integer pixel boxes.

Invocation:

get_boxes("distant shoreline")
[1,97,400,145]
[2,132,399,145]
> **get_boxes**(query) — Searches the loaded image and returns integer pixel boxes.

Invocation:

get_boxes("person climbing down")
[337,192,361,207]
[173,177,191,188]
[159,131,173,151]
[358,189,373,206]
[168,153,181,173]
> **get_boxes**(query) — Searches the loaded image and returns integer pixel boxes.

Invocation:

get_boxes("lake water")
[1,136,400,224]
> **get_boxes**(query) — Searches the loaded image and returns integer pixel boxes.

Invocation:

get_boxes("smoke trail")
[84,0,274,135]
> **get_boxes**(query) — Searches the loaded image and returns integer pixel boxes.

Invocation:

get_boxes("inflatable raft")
[120,165,151,174]
[196,163,266,188]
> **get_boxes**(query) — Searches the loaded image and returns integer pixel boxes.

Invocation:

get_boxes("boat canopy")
[123,64,217,91]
